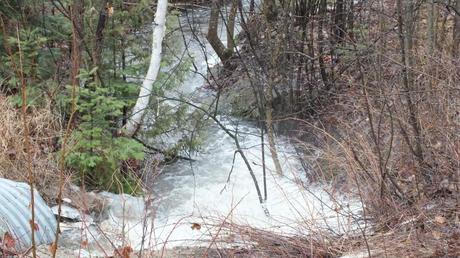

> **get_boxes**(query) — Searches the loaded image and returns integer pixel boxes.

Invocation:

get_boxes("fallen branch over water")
[132,136,196,162]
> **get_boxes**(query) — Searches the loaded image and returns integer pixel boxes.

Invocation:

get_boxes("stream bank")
[138,2,363,252]
[18,4,364,258]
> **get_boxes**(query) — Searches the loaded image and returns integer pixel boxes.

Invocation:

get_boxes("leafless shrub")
[295,20,460,255]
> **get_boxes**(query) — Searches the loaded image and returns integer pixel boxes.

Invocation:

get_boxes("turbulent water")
[129,6,361,249]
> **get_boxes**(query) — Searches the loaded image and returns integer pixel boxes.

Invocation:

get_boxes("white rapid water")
[149,118,361,246]
[102,7,362,251]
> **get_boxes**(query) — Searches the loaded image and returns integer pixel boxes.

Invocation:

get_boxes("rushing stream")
[125,6,361,249]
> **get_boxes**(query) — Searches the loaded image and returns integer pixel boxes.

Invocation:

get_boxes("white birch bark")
[125,0,168,136]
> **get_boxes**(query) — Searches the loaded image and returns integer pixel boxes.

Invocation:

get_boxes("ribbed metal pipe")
[0,178,57,251]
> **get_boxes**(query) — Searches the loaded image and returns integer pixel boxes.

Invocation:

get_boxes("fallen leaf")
[29,220,39,231]
[3,232,16,249]
[432,230,442,239]
[434,215,446,225]
[191,223,201,230]
[114,246,133,258]
[48,241,57,254]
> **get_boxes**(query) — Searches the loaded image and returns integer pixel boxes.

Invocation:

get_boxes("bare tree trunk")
[249,0,255,15]
[397,0,427,180]
[347,0,354,40]
[453,0,460,58]
[125,0,168,136]
[92,1,110,74]
[333,0,346,44]
[70,0,83,87]
[121,6,128,126]
[264,18,284,176]
[260,126,267,201]
[427,0,436,54]
[427,0,436,89]
[318,0,329,91]
[266,77,283,176]
[207,0,232,62]
[263,0,277,20]
[227,0,238,51]
[307,17,315,100]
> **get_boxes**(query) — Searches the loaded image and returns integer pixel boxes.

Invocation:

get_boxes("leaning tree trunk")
[125,0,168,136]
[207,0,234,63]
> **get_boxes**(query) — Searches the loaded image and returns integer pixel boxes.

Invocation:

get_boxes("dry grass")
[340,197,460,257]
[216,223,339,258]
[0,94,63,201]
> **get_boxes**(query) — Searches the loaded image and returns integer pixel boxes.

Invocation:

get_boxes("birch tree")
[125,0,168,136]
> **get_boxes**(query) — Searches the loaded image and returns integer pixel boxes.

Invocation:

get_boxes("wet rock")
[51,205,88,222]
[36,221,116,258]
[98,192,146,220]
[218,72,258,118]
[36,187,155,257]
[63,186,109,221]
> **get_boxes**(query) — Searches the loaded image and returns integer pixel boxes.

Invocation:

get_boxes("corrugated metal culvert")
[0,178,57,251]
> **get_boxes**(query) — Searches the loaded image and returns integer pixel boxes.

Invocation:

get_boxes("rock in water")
[98,192,146,220]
